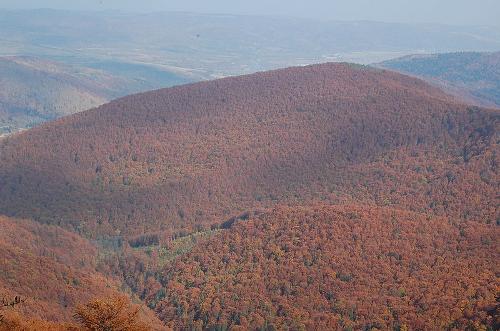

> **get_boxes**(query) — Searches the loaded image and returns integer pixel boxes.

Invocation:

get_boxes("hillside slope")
[0,56,110,134]
[0,216,116,320]
[0,63,497,238]
[0,215,167,330]
[151,204,499,330]
[377,52,500,108]
[0,56,193,134]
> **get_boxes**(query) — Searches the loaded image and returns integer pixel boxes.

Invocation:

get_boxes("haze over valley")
[0,2,499,330]
[378,51,500,108]
[1,9,500,133]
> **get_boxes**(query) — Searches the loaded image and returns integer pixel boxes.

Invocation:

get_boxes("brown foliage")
[0,63,498,329]
[0,296,24,325]
[0,296,77,330]
[74,296,153,331]
[0,296,164,331]
[0,63,497,239]
[0,311,77,331]
[152,204,499,330]
[0,216,123,321]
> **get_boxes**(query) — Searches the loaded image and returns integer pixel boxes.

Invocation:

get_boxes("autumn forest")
[0,62,498,330]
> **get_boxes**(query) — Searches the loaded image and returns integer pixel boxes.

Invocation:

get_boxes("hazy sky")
[1,0,499,26]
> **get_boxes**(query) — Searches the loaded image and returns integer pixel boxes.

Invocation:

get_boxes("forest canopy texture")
[0,63,498,330]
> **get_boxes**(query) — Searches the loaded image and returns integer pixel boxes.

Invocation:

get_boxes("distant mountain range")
[0,56,193,134]
[1,10,499,329]
[2,10,500,72]
[1,10,500,134]
[377,51,500,108]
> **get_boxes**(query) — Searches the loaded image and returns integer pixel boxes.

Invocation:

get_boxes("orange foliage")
[152,204,499,330]
[0,296,164,331]
[0,311,77,331]
[0,63,497,239]
[0,216,128,322]
[0,63,498,329]
[74,296,153,331]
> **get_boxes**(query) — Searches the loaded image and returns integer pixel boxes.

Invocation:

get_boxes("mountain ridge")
[0,62,497,238]
[0,55,193,134]
[377,51,500,108]
[0,61,498,329]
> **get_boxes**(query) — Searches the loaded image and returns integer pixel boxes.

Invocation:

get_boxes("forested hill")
[152,204,499,330]
[377,52,500,108]
[0,215,164,329]
[0,62,498,329]
[0,62,497,239]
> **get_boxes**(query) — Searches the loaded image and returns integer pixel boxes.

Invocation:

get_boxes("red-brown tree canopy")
[0,63,497,238]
